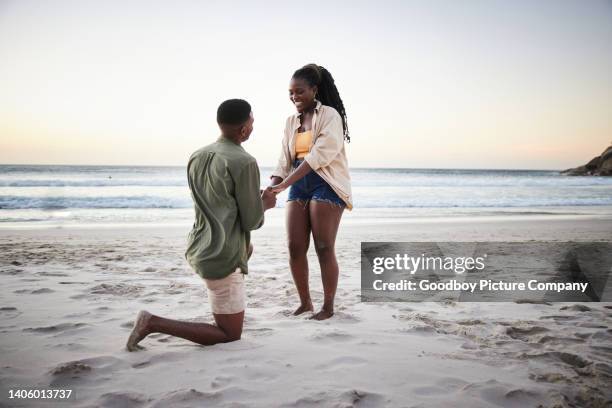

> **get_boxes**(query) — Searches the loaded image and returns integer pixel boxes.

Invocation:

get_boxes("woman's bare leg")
[309,201,344,320]
[286,200,313,315]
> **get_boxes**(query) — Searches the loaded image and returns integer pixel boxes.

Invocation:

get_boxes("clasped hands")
[260,182,288,210]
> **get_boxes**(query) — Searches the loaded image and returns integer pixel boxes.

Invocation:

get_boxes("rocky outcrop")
[561,145,612,176]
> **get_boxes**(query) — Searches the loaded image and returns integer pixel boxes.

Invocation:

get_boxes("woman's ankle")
[300,299,313,308]
[321,302,334,313]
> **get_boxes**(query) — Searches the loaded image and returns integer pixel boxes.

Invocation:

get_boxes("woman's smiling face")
[289,77,317,113]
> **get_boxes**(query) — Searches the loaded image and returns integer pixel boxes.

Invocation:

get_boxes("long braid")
[293,64,351,142]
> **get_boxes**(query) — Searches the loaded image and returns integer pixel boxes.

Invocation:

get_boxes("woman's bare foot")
[126,310,152,351]
[309,308,334,320]
[293,301,313,316]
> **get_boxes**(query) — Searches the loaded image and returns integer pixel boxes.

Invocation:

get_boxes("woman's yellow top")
[294,130,313,159]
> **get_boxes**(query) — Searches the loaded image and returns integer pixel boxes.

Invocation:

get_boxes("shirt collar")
[294,100,321,131]
[217,135,242,147]
[296,99,322,118]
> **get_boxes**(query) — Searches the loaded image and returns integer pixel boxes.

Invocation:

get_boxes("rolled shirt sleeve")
[271,144,290,179]
[303,110,344,171]
[234,159,265,231]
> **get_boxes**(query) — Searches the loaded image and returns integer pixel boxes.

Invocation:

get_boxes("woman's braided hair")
[292,64,350,142]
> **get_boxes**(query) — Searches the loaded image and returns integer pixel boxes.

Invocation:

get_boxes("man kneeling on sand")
[126,99,276,351]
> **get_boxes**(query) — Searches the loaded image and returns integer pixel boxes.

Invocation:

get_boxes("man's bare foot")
[126,310,152,351]
[309,308,334,320]
[293,302,313,316]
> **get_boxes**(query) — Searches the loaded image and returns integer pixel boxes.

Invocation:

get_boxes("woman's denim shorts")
[288,159,346,207]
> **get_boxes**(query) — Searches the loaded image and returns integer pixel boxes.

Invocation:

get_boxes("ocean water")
[1,165,612,227]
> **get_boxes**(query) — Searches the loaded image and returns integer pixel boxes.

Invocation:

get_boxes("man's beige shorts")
[203,268,245,315]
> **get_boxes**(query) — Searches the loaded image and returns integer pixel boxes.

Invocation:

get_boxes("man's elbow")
[253,217,265,231]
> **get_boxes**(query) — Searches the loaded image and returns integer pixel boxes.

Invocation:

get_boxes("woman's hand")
[267,183,288,194]
[268,161,312,195]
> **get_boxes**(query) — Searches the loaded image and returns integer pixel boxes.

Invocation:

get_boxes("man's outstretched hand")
[261,188,277,210]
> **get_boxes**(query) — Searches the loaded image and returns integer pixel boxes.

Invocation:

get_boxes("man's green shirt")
[185,136,264,280]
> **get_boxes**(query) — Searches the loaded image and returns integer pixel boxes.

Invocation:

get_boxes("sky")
[0,0,611,169]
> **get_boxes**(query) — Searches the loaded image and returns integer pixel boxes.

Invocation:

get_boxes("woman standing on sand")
[268,64,352,320]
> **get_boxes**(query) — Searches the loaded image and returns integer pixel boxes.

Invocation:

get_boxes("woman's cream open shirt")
[272,100,353,210]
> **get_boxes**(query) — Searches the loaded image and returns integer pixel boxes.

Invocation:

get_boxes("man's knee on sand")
[214,311,244,342]
[223,330,242,342]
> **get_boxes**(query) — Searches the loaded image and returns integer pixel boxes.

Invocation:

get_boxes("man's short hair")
[217,99,251,126]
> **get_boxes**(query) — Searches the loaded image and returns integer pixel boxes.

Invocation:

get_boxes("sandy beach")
[2,0,612,406]
[0,211,611,407]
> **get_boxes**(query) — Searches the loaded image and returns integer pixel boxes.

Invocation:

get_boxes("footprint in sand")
[505,326,549,341]
[49,361,92,376]
[24,322,87,334]
[48,356,130,387]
